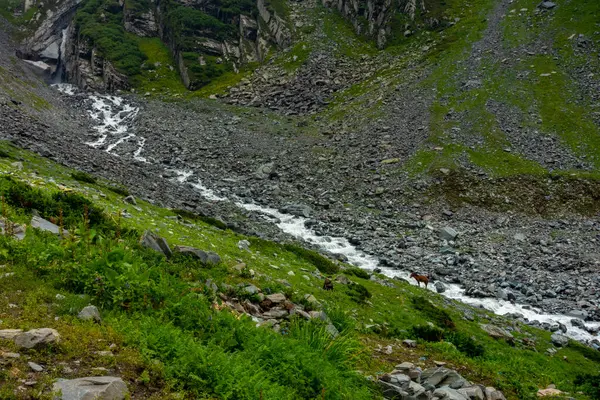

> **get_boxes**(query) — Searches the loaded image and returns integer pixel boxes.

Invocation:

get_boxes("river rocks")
[480,324,514,341]
[140,230,172,258]
[550,333,569,347]
[440,227,458,241]
[78,305,101,322]
[571,318,585,328]
[174,245,221,265]
[255,162,275,179]
[280,203,312,218]
[14,328,60,349]
[52,376,128,400]
[435,281,446,294]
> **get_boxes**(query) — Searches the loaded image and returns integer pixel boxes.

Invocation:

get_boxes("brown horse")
[410,272,430,288]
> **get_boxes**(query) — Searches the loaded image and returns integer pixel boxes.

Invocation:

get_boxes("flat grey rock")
[14,328,60,349]
[174,245,221,265]
[31,216,68,236]
[53,376,128,400]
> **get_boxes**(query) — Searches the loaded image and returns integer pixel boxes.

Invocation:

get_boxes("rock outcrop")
[321,0,394,48]
[378,364,507,400]
[17,0,292,91]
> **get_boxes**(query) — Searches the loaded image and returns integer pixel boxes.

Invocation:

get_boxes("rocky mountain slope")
[2,0,600,397]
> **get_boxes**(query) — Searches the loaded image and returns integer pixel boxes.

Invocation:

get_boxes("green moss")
[322,8,378,59]
[280,42,311,72]
[131,37,187,95]
[468,149,547,177]
[75,0,147,76]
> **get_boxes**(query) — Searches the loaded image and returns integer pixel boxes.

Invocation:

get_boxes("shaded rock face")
[124,5,158,37]
[140,230,172,258]
[19,0,289,92]
[62,24,130,92]
[321,0,394,48]
[18,0,82,80]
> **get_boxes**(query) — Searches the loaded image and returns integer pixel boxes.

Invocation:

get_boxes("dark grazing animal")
[410,272,430,288]
[323,277,334,291]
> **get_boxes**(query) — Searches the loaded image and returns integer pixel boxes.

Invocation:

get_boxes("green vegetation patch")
[2,142,600,399]
[75,0,147,76]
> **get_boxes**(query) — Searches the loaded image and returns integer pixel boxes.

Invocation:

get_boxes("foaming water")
[52,84,147,162]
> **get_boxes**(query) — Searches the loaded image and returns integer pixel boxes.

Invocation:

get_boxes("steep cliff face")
[17,0,81,78]
[61,22,130,91]
[322,0,394,48]
[15,0,292,91]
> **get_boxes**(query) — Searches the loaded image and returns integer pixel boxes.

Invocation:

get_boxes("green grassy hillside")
[1,142,600,399]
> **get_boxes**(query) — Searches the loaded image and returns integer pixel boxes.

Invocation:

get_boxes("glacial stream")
[53,84,600,343]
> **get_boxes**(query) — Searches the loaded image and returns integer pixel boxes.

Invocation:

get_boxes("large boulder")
[78,305,101,323]
[432,387,469,400]
[0,329,23,340]
[174,245,221,265]
[439,227,458,241]
[31,216,68,236]
[14,328,60,349]
[435,281,446,293]
[53,376,128,400]
[140,231,172,258]
[422,367,467,389]
[550,333,569,347]
[480,324,514,341]
[280,203,312,218]
[458,385,485,400]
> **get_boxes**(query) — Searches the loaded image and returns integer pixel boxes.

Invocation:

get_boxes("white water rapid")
[53,84,147,162]
[54,85,600,343]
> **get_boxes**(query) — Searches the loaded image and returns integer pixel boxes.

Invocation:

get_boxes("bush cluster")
[75,0,147,76]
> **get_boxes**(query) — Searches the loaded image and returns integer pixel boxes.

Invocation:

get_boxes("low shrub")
[575,373,600,399]
[343,267,370,280]
[445,331,485,358]
[411,296,455,329]
[411,324,445,342]
[105,184,129,197]
[283,243,339,274]
[0,176,111,230]
[71,171,97,184]
[345,282,371,304]
[569,341,600,363]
